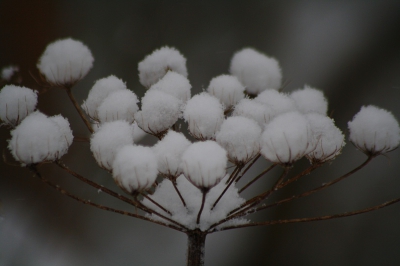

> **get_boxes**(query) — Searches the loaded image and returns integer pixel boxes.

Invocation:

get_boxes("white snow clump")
[230,48,282,95]
[183,92,224,140]
[97,89,139,123]
[255,89,297,118]
[207,74,245,109]
[112,145,158,193]
[37,38,94,86]
[290,85,328,115]
[216,116,261,164]
[90,120,134,170]
[232,98,274,127]
[149,71,191,103]
[8,111,73,165]
[0,85,38,126]
[138,46,187,88]
[348,105,400,155]
[1,66,19,81]
[261,112,313,164]
[181,141,227,190]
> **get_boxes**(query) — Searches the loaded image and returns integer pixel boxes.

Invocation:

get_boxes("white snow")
[254,89,297,118]
[290,85,328,115]
[1,66,19,81]
[97,89,139,123]
[232,98,274,127]
[207,74,245,109]
[149,71,191,103]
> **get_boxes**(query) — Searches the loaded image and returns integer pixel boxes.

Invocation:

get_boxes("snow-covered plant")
[2,39,400,266]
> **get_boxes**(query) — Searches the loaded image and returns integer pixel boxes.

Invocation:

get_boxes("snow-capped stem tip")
[65,88,94,133]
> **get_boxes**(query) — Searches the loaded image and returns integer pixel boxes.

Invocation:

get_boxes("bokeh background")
[1,0,400,265]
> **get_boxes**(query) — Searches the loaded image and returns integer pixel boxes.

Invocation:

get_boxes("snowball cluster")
[207,75,245,109]
[181,141,227,189]
[152,130,191,179]
[290,85,328,115]
[183,92,224,140]
[97,89,139,123]
[348,105,400,155]
[0,85,38,126]
[230,48,282,95]
[90,121,134,170]
[232,98,274,127]
[138,47,187,88]
[306,113,345,163]
[1,65,19,81]
[260,112,313,164]
[112,145,158,193]
[135,90,181,136]
[255,89,297,118]
[216,116,261,164]
[150,71,191,103]
[37,38,94,86]
[8,112,73,165]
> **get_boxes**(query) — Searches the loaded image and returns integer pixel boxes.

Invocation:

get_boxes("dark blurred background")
[1,0,400,265]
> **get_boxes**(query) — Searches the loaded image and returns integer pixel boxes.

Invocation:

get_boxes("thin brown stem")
[277,163,321,189]
[239,164,276,193]
[197,189,208,224]
[140,192,172,215]
[66,88,94,133]
[172,180,187,207]
[234,154,261,183]
[211,166,241,210]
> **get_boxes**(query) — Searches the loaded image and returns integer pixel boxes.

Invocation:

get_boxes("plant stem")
[65,88,94,133]
[186,229,207,266]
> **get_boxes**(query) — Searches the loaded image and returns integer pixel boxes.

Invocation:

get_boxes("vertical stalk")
[187,229,207,266]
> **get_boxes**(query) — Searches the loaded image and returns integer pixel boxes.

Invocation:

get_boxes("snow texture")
[90,120,134,170]
[230,48,282,95]
[37,38,93,86]
[82,75,127,121]
[97,89,139,123]
[306,113,345,163]
[138,47,187,88]
[180,141,227,189]
[112,145,158,193]
[183,92,224,140]
[232,98,274,127]
[260,112,313,164]
[8,112,73,165]
[348,105,400,155]
[149,71,191,103]
[1,66,19,81]
[207,74,245,109]
[216,116,261,164]
[152,130,191,179]
[134,90,181,136]
[290,85,328,115]
[142,174,248,230]
[0,85,38,126]
[255,89,297,118]
[132,121,148,143]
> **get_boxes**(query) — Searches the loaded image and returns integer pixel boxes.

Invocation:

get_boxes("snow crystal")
[149,71,191,103]
[0,85,38,127]
[82,75,127,120]
[138,47,187,88]
[97,89,139,123]
[207,74,245,109]
[180,141,227,189]
[232,98,274,127]
[152,130,191,179]
[216,116,261,164]
[90,120,134,170]
[229,48,282,95]
[260,112,313,164]
[254,89,297,118]
[134,90,181,136]
[37,38,94,86]
[348,105,400,155]
[183,92,224,140]
[290,85,328,115]
[1,66,19,81]
[8,112,73,165]
[306,113,345,163]
[112,145,158,193]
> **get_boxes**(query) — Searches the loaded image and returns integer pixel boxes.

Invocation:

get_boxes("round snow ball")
[8,112,73,165]
[232,98,274,127]
[138,47,187,88]
[216,116,261,164]
[97,89,139,123]
[207,75,245,109]
[290,85,328,115]
[229,48,282,95]
[255,89,297,118]
[90,120,134,170]
[261,112,312,164]
[1,65,19,81]
[0,85,38,126]
[152,130,191,178]
[306,113,345,163]
[37,38,94,86]
[134,90,181,136]
[183,92,224,140]
[181,141,227,189]
[348,105,400,155]
[82,75,127,120]
[150,71,191,103]
[112,145,158,193]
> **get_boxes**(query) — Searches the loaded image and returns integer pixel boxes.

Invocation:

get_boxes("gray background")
[1,0,400,265]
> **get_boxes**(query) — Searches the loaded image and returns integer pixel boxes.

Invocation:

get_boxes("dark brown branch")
[65,88,94,133]
[276,162,322,189]
[239,163,276,193]
[234,154,261,183]
[140,192,172,215]
[211,166,241,210]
